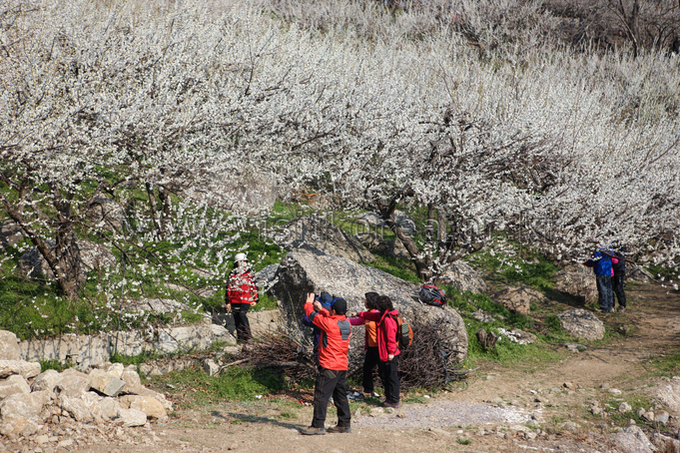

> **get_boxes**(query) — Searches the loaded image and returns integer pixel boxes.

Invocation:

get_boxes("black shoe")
[299,426,326,435]
[327,425,352,433]
[381,401,401,408]
[617,306,626,313]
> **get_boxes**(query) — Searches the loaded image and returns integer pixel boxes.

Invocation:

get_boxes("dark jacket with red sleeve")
[304,302,351,371]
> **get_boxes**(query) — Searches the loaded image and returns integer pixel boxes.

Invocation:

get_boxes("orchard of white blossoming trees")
[0,0,679,309]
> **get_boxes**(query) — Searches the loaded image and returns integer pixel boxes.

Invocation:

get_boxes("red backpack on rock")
[418,283,447,307]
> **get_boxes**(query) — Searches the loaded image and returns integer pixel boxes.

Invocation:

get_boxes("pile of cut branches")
[398,319,470,390]
[239,331,317,382]
[237,318,469,391]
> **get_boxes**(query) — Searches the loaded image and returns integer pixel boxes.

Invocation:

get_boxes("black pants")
[378,355,400,403]
[362,347,380,394]
[312,367,351,428]
[612,271,626,308]
[231,303,252,342]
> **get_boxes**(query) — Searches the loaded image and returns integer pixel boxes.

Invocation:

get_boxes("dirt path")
[68,282,679,453]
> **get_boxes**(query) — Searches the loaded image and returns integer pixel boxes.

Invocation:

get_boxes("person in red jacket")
[357,295,401,408]
[225,253,258,343]
[348,292,381,399]
[300,292,352,435]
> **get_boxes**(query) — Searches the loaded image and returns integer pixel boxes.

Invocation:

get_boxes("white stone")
[89,369,126,396]
[118,395,167,420]
[0,374,31,399]
[0,331,21,361]
[31,369,62,392]
[0,360,41,379]
[117,408,147,427]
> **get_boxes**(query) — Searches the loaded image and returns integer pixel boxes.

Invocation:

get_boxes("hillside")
[0,281,672,453]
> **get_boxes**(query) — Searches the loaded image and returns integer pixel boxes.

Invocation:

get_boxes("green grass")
[647,352,680,377]
[467,241,558,291]
[148,365,288,408]
[364,255,420,284]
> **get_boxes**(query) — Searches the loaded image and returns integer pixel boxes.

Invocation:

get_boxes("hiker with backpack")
[348,292,381,399]
[356,295,401,408]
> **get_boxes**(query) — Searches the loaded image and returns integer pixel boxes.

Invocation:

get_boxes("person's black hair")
[376,295,394,313]
[364,292,379,310]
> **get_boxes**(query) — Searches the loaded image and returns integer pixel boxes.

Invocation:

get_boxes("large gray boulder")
[270,216,374,263]
[554,265,598,305]
[356,211,417,236]
[270,250,468,371]
[557,309,605,341]
[613,425,655,453]
[654,376,680,416]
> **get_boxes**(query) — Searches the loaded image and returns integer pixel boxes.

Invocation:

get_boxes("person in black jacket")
[612,248,627,312]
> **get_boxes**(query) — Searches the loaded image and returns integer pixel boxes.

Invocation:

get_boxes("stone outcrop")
[270,249,468,372]
[435,261,487,295]
[0,330,171,438]
[654,376,680,416]
[557,309,605,341]
[612,425,656,453]
[492,286,546,316]
[270,215,374,263]
[20,320,235,368]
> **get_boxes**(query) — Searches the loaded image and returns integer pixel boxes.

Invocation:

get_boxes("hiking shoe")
[617,306,626,313]
[327,425,352,434]
[299,426,326,435]
[363,392,380,399]
[381,401,401,408]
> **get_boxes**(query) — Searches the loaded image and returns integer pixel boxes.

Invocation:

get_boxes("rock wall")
[20,321,235,368]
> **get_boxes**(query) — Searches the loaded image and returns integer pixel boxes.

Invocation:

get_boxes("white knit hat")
[234,253,248,263]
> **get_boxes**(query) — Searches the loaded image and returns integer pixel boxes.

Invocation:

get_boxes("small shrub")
[544,315,564,334]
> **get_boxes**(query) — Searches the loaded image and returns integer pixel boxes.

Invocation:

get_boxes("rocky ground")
[2,281,679,453]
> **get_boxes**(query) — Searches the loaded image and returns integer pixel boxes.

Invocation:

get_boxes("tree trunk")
[1,190,81,300]
[379,198,431,282]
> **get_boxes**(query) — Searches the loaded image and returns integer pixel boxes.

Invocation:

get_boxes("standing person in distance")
[348,292,381,399]
[226,253,258,344]
[357,295,401,408]
[300,293,352,435]
[612,247,627,313]
[585,246,614,313]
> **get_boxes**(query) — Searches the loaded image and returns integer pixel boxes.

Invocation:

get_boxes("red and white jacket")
[226,268,258,305]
